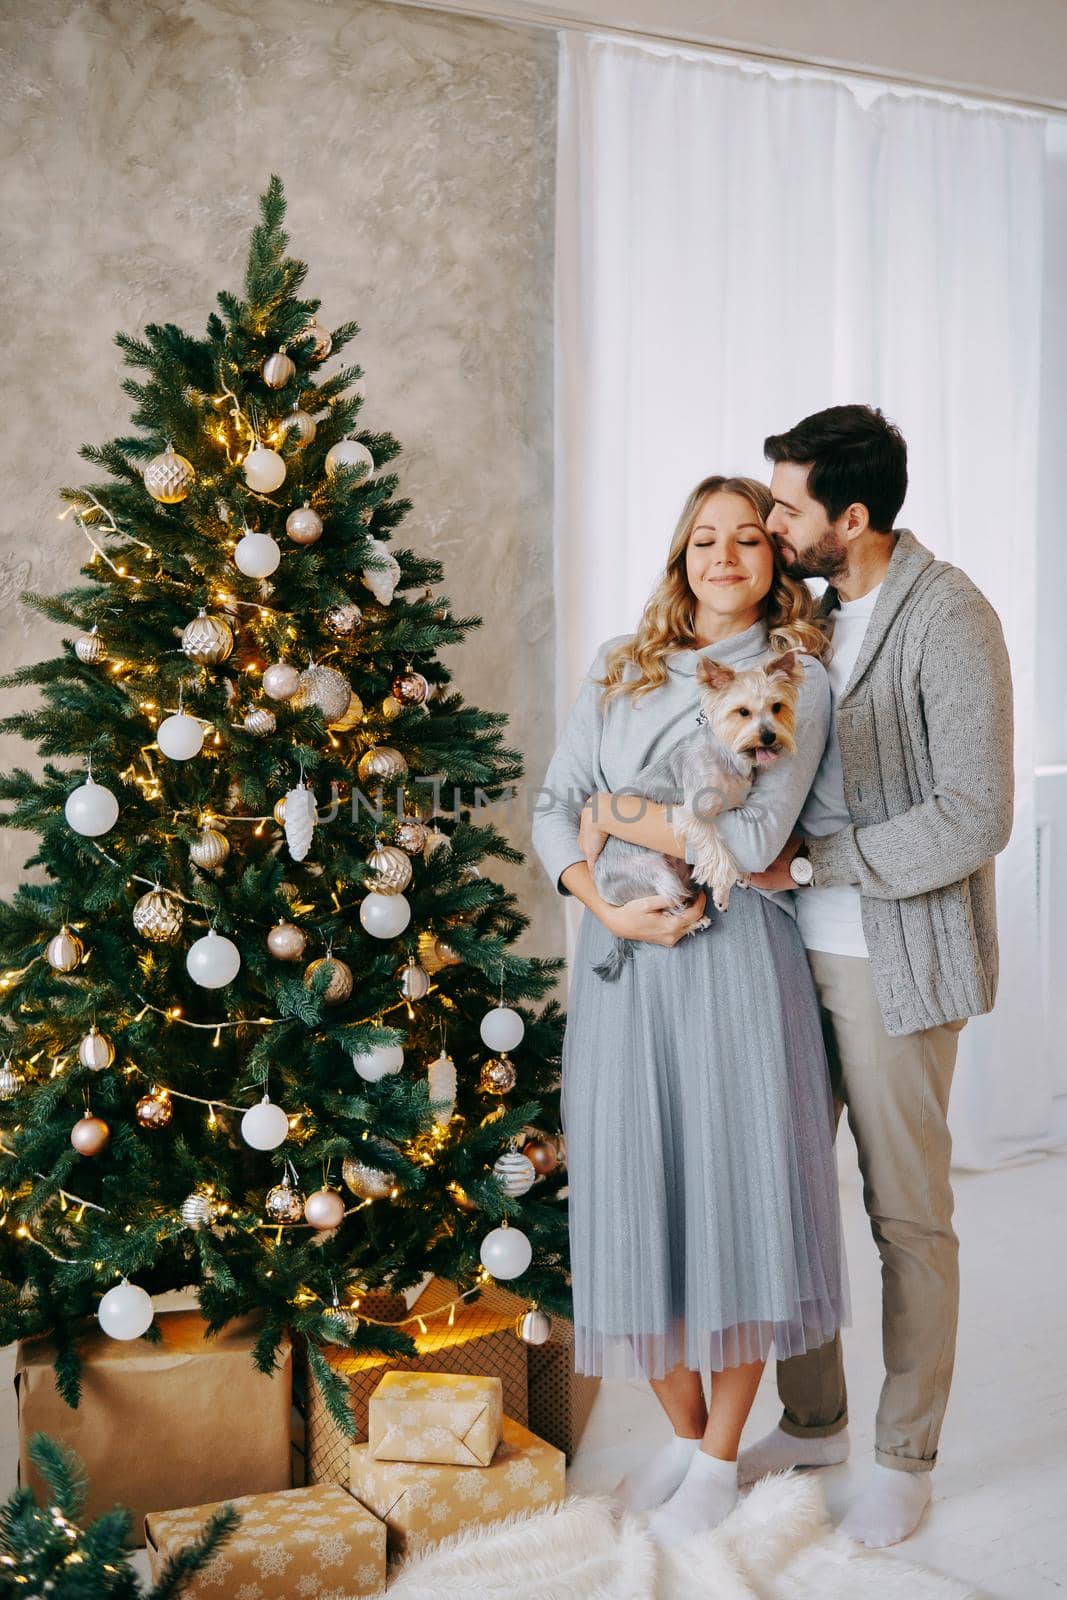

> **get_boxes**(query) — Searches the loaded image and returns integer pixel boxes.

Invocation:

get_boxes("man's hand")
[745,833,803,892]
[604,890,708,946]
[579,794,610,869]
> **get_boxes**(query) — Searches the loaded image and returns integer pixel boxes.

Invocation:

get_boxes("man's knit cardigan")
[805,530,1014,1036]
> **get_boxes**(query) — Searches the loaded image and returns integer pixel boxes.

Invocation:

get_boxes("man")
[740,404,1014,1547]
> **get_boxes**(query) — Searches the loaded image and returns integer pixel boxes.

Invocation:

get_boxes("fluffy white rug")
[368,1472,986,1599]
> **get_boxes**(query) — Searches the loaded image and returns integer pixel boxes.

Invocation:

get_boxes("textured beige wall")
[0,0,562,957]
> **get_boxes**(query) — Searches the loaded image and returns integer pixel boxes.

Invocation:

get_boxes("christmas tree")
[0,1433,237,1599]
[0,177,569,1426]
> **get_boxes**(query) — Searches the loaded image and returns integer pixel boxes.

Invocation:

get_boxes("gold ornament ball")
[181,612,234,665]
[144,448,195,504]
[262,351,295,388]
[397,959,430,1001]
[285,504,323,545]
[365,844,412,895]
[417,930,446,975]
[382,695,404,721]
[243,707,276,737]
[46,929,84,972]
[0,1061,23,1100]
[391,670,430,706]
[393,819,428,855]
[304,1187,346,1230]
[265,1181,306,1223]
[74,630,107,665]
[459,864,482,884]
[291,665,352,724]
[323,1303,360,1336]
[304,956,353,1005]
[278,408,316,446]
[480,1055,517,1096]
[434,937,462,967]
[132,889,184,943]
[329,693,364,732]
[180,1191,219,1229]
[78,1028,115,1072]
[135,1091,174,1130]
[300,318,332,360]
[342,1155,393,1200]
[357,745,408,783]
[71,1115,110,1156]
[523,1138,559,1176]
[325,602,363,636]
[189,827,230,870]
[267,921,307,961]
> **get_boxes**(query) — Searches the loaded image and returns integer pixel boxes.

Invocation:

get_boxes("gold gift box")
[350,1414,565,1560]
[306,1277,528,1486]
[16,1310,292,1545]
[146,1484,386,1599]
[368,1371,503,1467]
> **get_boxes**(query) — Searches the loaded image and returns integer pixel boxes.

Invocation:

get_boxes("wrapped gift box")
[306,1278,527,1486]
[146,1484,385,1599]
[16,1310,292,1544]
[368,1371,503,1467]
[349,1414,565,1559]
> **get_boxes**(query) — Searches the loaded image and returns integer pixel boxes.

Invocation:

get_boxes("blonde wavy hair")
[597,475,829,704]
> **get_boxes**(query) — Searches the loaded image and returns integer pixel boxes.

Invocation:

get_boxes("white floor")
[3,1135,1065,1595]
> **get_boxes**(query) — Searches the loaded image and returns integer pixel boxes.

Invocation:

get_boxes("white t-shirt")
[795,583,883,958]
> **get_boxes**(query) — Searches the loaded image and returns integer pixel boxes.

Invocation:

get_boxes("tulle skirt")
[561,888,850,1379]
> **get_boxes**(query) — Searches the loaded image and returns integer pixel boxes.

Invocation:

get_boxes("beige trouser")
[777,950,966,1474]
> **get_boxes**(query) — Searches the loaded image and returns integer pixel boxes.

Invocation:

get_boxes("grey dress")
[531,620,850,1379]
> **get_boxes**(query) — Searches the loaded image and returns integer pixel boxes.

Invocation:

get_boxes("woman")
[530,475,849,1547]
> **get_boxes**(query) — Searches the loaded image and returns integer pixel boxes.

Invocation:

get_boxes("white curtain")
[554,31,1058,1167]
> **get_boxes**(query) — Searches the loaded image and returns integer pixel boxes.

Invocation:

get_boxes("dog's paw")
[686,915,712,935]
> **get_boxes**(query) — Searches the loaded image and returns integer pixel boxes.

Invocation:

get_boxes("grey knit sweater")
[804,530,1014,1035]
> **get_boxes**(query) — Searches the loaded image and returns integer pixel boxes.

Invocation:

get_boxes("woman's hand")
[604,889,708,946]
[579,796,609,869]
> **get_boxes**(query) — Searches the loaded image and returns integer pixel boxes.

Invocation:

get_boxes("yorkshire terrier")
[590,650,803,980]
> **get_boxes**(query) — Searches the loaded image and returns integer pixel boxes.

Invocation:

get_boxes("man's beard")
[777,526,848,581]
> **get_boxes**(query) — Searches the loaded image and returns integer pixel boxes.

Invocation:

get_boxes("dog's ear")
[767,650,803,685]
[697,658,736,691]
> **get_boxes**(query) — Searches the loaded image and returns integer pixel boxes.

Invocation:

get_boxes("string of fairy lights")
[0,323,560,1349]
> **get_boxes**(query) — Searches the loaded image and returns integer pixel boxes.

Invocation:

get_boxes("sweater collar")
[666,618,770,676]
[818,529,935,699]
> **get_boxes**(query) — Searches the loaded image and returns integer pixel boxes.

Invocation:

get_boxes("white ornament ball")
[480,1006,525,1053]
[185,930,241,989]
[78,1028,115,1071]
[97,1279,154,1341]
[241,1094,290,1151]
[144,449,194,504]
[493,1149,537,1197]
[243,446,287,493]
[351,1043,405,1082]
[304,1188,346,1230]
[263,662,301,700]
[359,891,411,939]
[262,351,295,388]
[519,1308,552,1346]
[64,778,120,837]
[234,530,281,578]
[157,713,204,761]
[285,504,323,545]
[325,439,374,478]
[479,1225,533,1281]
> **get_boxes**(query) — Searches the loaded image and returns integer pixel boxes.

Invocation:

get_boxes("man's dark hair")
[763,404,907,532]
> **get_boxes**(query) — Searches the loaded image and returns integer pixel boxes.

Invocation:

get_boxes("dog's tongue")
[754,748,779,767]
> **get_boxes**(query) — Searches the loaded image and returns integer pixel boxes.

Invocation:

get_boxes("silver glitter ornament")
[325,602,362,636]
[391,670,430,706]
[290,665,352,725]
[329,693,364,732]
[181,611,234,665]
[357,745,408,784]
[494,1149,537,1197]
[342,1155,394,1200]
[480,1054,517,1095]
[243,707,276,736]
[132,889,184,943]
[74,629,107,665]
[189,826,230,870]
[144,448,195,504]
[265,1180,306,1223]
[180,1191,219,1229]
[365,844,413,895]
[394,819,428,855]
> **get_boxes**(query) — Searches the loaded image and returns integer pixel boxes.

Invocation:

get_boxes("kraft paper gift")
[349,1414,565,1559]
[368,1371,503,1467]
[146,1483,386,1599]
[16,1310,292,1544]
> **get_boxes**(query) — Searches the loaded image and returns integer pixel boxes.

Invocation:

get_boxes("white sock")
[647,1448,739,1547]
[615,1433,700,1512]
[839,1465,933,1548]
[737,1422,850,1486]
